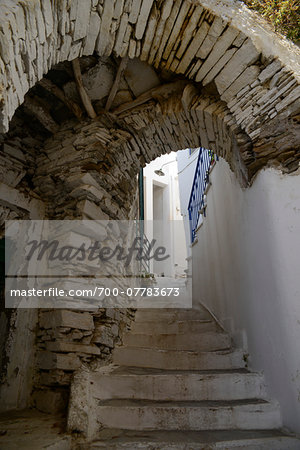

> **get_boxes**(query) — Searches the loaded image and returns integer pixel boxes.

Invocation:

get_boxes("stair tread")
[67,310,292,444]
[133,319,213,323]
[91,429,300,450]
[116,346,236,354]
[101,366,252,375]
[97,399,272,407]
[92,428,297,443]
[125,331,227,337]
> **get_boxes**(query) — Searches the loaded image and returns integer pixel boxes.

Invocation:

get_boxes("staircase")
[68,306,300,449]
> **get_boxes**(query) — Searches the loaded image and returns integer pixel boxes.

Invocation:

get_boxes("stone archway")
[0,0,299,175]
[0,0,299,417]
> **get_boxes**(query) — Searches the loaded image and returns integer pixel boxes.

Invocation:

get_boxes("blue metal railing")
[188,148,218,243]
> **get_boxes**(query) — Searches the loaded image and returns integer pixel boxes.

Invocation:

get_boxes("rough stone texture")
[0,0,298,176]
[0,0,299,417]
[35,307,135,412]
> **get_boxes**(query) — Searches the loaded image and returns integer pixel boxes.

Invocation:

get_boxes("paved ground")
[0,409,71,450]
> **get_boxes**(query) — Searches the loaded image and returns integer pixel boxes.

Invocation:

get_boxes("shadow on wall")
[192,158,300,432]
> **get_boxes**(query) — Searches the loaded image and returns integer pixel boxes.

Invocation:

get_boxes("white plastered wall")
[191,158,300,432]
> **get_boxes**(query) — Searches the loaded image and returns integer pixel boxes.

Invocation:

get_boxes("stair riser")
[113,348,246,370]
[91,373,266,401]
[134,310,211,322]
[87,437,300,449]
[131,320,217,335]
[95,404,282,431]
[123,333,231,351]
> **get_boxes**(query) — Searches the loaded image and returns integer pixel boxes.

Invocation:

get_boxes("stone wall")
[34,308,135,413]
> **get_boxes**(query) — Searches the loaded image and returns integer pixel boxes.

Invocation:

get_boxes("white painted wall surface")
[143,153,187,277]
[177,148,199,253]
[192,157,300,432]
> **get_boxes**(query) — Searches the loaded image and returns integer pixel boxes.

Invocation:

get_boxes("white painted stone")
[46,341,100,355]
[78,199,109,220]
[83,12,101,55]
[70,184,106,202]
[256,78,297,115]
[114,0,125,20]
[5,10,18,45]
[0,24,14,65]
[41,0,53,38]
[176,5,203,60]
[96,0,114,55]
[162,1,190,61]
[68,41,82,60]
[196,16,227,60]
[176,21,210,74]
[95,400,281,431]
[221,66,261,102]
[114,13,129,55]
[134,0,154,40]
[123,331,231,351]
[39,310,94,331]
[86,434,300,449]
[58,0,67,36]
[196,26,240,82]
[129,0,142,24]
[35,2,46,44]
[90,369,266,402]
[131,318,217,334]
[215,39,260,94]
[13,4,26,41]
[275,85,300,112]
[140,5,159,61]
[73,0,91,41]
[134,308,211,322]
[128,38,136,58]
[37,351,81,370]
[147,0,173,65]
[0,183,44,218]
[113,346,246,370]
[152,0,181,68]
[258,59,282,83]
[120,22,132,57]
[232,31,247,48]
[60,34,72,61]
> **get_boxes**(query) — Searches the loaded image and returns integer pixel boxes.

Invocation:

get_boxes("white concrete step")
[67,306,298,448]
[86,430,300,449]
[113,347,246,370]
[123,331,231,351]
[89,367,267,401]
[130,319,217,335]
[94,399,282,431]
[134,308,211,322]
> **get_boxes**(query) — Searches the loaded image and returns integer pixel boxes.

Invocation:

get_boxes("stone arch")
[0,0,299,178]
[32,83,252,222]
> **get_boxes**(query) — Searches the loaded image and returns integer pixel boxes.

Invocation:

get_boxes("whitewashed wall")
[191,157,300,432]
[177,148,200,254]
[143,153,187,277]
